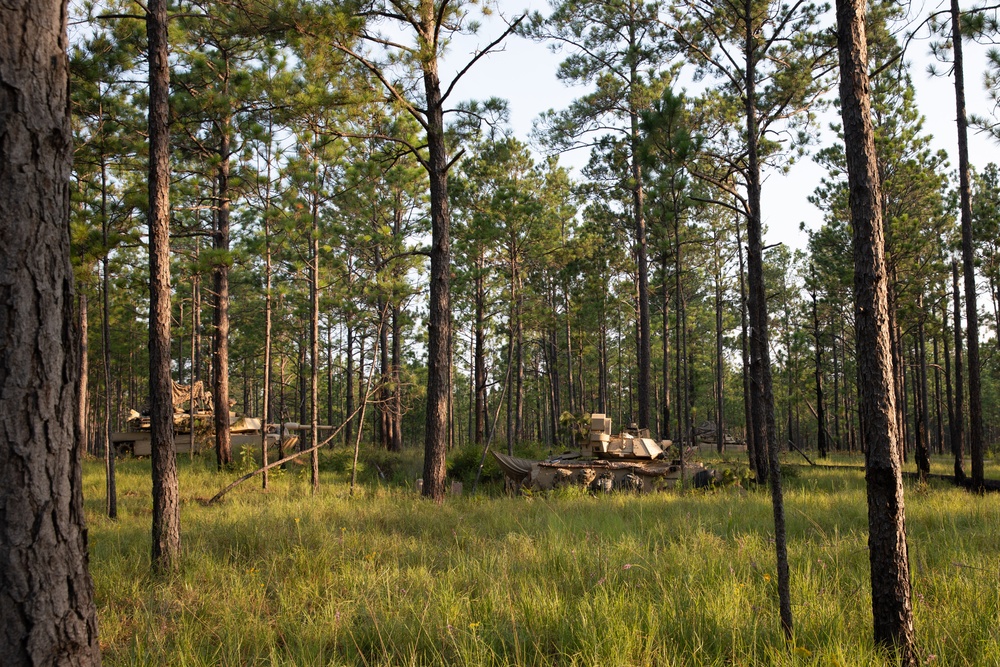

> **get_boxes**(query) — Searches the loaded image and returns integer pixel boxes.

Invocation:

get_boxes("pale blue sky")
[442,0,1000,252]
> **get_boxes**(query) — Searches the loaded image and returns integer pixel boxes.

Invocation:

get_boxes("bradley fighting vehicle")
[492,413,716,492]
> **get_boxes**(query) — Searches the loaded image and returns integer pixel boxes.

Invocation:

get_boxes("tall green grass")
[84,450,1000,666]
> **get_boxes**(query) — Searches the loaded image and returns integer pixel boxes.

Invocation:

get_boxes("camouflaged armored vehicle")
[111,380,285,456]
[493,413,716,492]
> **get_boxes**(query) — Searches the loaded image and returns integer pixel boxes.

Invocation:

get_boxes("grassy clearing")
[84,449,1000,666]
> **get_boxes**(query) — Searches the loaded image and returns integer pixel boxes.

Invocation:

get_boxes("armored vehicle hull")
[493,413,716,492]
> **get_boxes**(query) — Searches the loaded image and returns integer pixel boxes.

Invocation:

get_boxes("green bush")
[448,444,500,485]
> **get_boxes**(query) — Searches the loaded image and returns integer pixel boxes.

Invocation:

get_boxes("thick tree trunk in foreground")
[148,0,181,572]
[836,0,916,661]
[0,2,102,663]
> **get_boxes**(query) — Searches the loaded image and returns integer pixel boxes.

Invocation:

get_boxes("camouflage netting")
[171,380,211,413]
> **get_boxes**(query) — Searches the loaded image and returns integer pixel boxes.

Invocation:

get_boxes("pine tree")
[835,0,916,659]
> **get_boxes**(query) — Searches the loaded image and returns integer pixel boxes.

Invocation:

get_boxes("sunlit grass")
[84,449,1000,666]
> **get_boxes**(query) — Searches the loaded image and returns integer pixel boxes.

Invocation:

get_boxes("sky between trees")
[443,0,998,251]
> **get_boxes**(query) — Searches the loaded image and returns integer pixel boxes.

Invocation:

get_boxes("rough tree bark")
[148,0,181,572]
[421,45,452,501]
[0,2,102,663]
[835,0,917,660]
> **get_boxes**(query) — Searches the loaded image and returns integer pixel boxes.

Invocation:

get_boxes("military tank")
[493,413,716,493]
[111,380,285,456]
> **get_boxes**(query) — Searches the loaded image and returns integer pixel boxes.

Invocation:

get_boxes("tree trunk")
[951,260,965,480]
[310,173,320,494]
[812,281,828,458]
[474,259,486,445]
[101,183,116,518]
[379,298,391,450]
[506,277,517,454]
[0,3,102,659]
[77,292,89,462]
[631,90,651,432]
[515,272,525,444]
[915,300,931,478]
[951,0,984,491]
[715,235,725,453]
[193,244,201,385]
[835,0,916,659]
[933,335,943,456]
[674,214,685,445]
[147,0,181,573]
[943,299,955,460]
[421,51,451,501]
[600,311,609,415]
[327,321,334,429]
[299,322,308,429]
[743,0,789,636]
[213,125,233,469]
[661,256,671,440]
[737,219,755,474]
[356,333,365,442]
[345,312,355,448]
[887,283,907,463]
[391,303,403,452]
[548,323,561,448]
[448,313,455,452]
[833,320,842,447]
[565,287,575,417]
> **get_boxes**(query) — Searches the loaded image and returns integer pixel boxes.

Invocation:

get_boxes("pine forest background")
[68,0,1000,478]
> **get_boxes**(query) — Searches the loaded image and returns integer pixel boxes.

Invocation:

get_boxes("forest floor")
[83,447,1000,666]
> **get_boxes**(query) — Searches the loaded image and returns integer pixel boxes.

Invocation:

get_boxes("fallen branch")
[208,404,364,505]
[787,439,816,466]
